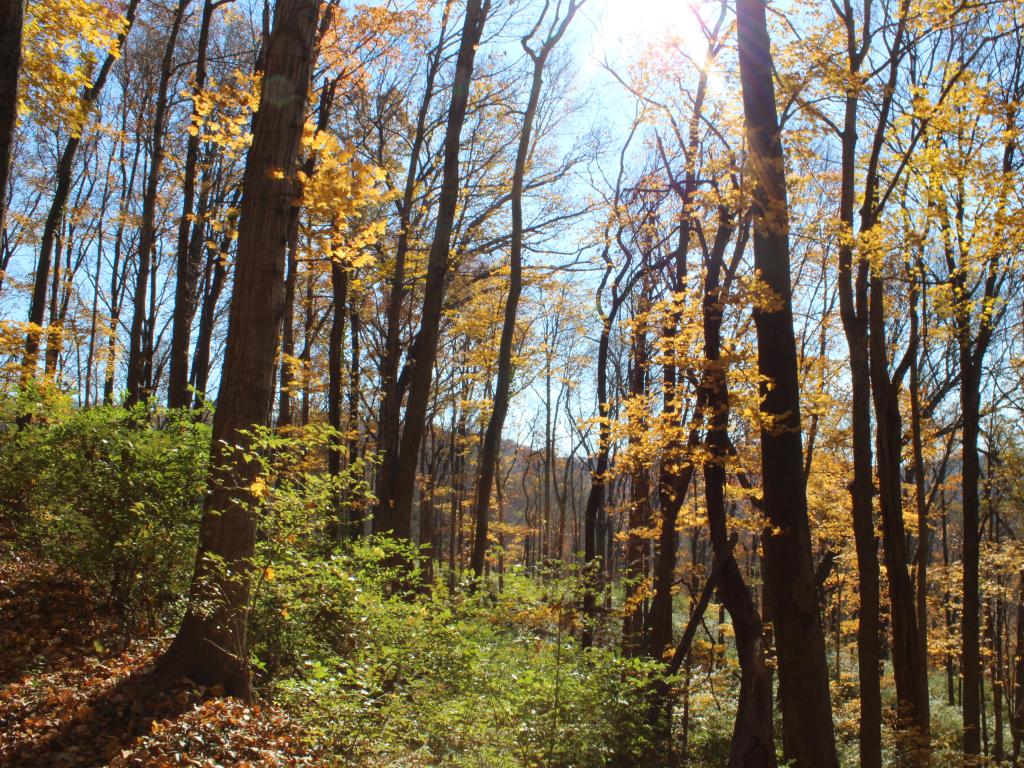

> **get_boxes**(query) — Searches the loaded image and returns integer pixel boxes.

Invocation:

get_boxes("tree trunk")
[152,0,319,698]
[168,0,219,408]
[834,40,883,768]
[702,215,776,768]
[622,298,650,656]
[1012,571,1024,760]
[469,4,575,580]
[735,1,838,764]
[346,297,362,535]
[0,0,23,232]
[373,5,450,529]
[327,256,348,537]
[383,0,490,542]
[277,246,298,426]
[189,220,232,405]
[870,362,930,740]
[961,354,983,754]
[126,0,191,406]
[23,0,143,375]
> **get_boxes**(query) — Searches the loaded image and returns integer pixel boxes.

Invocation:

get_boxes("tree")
[166,0,233,409]
[469,0,582,581]
[734,0,838,764]
[22,0,140,376]
[375,0,490,541]
[125,0,192,406]
[0,0,24,232]
[153,0,320,698]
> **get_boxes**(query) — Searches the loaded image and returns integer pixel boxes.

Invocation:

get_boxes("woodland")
[0,0,1023,765]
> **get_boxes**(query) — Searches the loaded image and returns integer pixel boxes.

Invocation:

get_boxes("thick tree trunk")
[0,0,23,232]
[735,1,838,764]
[153,0,319,698]
[384,0,489,542]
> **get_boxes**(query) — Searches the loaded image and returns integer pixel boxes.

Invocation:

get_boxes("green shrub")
[0,394,210,629]
[263,553,661,768]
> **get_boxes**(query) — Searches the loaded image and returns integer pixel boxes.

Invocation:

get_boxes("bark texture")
[153,0,319,697]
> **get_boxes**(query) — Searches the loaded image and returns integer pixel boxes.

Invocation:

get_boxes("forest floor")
[0,552,322,767]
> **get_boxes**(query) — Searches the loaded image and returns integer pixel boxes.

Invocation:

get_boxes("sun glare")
[588,0,710,66]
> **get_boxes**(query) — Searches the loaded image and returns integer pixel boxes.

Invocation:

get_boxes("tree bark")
[735,1,838,764]
[126,0,192,405]
[0,0,24,232]
[373,4,451,529]
[153,0,319,698]
[382,0,489,542]
[701,212,776,768]
[833,4,883,760]
[168,0,221,408]
[622,306,650,656]
[960,353,983,754]
[327,256,348,537]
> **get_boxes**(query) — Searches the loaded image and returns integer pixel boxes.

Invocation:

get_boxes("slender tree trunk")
[581,302,616,647]
[277,247,297,426]
[870,358,930,741]
[346,297,362,535]
[168,0,220,408]
[909,280,931,710]
[153,0,319,698]
[469,5,575,579]
[189,222,231,404]
[385,0,490,542]
[374,4,451,529]
[126,0,191,406]
[622,302,649,656]
[961,354,983,754]
[1012,571,1024,760]
[702,214,776,768]
[834,43,883,768]
[276,70,336,425]
[43,225,65,376]
[23,0,142,375]
[327,256,348,537]
[735,1,838,764]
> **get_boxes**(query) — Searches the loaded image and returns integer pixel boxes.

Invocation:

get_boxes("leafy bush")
[263,555,662,768]
[0,394,210,629]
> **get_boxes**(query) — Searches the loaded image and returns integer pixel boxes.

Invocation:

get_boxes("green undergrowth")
[4,393,987,767]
